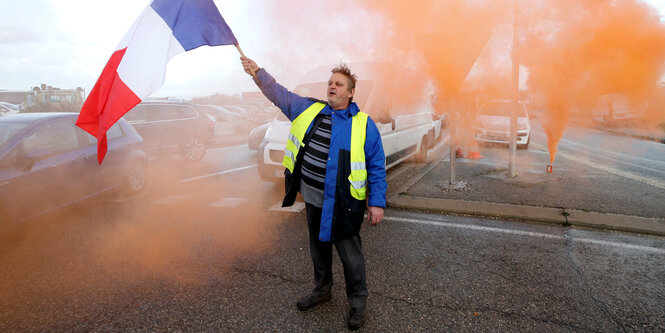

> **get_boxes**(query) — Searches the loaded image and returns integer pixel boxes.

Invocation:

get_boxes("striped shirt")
[299,114,331,207]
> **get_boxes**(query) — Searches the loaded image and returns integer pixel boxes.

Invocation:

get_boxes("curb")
[388,194,665,236]
[601,127,665,145]
[387,156,665,237]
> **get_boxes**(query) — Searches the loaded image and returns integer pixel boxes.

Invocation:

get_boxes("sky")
[1,0,665,99]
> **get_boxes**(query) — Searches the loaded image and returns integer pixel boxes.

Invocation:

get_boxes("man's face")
[327,72,354,110]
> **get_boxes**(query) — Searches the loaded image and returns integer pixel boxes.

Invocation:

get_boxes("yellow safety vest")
[282,102,369,200]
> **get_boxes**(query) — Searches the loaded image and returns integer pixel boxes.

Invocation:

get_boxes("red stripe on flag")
[76,47,141,164]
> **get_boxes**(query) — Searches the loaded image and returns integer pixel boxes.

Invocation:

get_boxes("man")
[241,56,387,330]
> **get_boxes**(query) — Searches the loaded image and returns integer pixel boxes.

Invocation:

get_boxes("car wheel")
[122,159,147,195]
[181,137,206,162]
[415,136,428,163]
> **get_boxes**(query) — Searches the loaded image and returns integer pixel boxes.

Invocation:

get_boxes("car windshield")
[294,80,372,110]
[480,102,527,117]
[0,122,29,147]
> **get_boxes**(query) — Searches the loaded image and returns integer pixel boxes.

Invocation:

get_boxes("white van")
[257,62,441,182]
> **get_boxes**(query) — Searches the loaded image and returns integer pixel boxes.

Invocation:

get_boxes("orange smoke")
[358,0,665,162]
[543,97,569,164]
[523,0,665,162]
[360,0,508,93]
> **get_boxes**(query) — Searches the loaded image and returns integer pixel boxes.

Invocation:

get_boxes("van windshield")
[480,102,527,117]
[294,80,372,110]
[0,122,29,147]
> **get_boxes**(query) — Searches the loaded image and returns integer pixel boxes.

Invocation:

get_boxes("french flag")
[76,0,238,164]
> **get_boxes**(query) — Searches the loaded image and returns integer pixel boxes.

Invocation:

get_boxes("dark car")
[0,113,147,224]
[123,100,216,161]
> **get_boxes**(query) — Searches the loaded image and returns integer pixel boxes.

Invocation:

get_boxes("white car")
[473,99,531,149]
[258,62,439,182]
[0,102,20,116]
[591,93,646,126]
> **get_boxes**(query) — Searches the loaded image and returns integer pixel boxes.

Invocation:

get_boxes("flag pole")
[235,44,246,58]
[235,43,258,77]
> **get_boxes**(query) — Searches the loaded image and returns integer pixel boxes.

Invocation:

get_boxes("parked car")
[0,113,147,224]
[472,99,531,149]
[0,104,11,116]
[123,100,216,162]
[257,62,439,182]
[199,105,253,146]
[223,105,250,120]
[248,122,270,151]
[591,93,646,127]
[0,102,21,114]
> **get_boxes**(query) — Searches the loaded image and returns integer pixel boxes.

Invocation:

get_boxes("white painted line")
[152,195,191,205]
[531,143,665,190]
[209,197,248,208]
[209,144,247,151]
[385,216,561,240]
[532,131,665,166]
[385,215,665,254]
[179,164,258,183]
[269,201,306,212]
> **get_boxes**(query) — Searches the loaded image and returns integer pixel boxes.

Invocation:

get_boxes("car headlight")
[265,125,273,140]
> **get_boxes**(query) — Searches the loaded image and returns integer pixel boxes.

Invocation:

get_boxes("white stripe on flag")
[116,6,185,99]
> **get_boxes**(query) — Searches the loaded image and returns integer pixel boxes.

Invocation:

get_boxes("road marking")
[269,201,305,212]
[209,197,248,208]
[152,195,191,205]
[179,164,258,183]
[385,215,665,254]
[209,144,247,151]
[531,143,665,190]
[532,131,665,167]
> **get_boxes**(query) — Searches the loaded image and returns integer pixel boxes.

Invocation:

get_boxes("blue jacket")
[255,69,387,241]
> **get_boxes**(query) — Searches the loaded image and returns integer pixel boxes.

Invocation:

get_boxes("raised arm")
[240,56,313,121]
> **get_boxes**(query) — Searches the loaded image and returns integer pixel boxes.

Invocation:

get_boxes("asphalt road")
[530,119,665,190]
[1,141,664,331]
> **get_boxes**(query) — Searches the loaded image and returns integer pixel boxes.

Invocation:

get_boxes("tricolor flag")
[76,0,238,164]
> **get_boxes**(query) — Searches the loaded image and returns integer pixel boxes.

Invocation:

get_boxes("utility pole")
[508,0,519,178]
[449,105,457,184]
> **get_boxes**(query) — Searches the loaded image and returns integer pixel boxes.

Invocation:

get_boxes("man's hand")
[367,206,384,226]
[241,56,259,78]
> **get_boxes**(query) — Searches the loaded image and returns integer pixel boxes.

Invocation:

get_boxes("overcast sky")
[1,0,664,99]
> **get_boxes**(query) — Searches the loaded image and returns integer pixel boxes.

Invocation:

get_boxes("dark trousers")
[306,203,368,308]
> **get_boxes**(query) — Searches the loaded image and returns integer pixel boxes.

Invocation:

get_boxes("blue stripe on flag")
[151,0,238,51]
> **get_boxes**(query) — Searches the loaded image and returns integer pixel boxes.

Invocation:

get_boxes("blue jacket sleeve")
[364,117,387,208]
[253,69,314,121]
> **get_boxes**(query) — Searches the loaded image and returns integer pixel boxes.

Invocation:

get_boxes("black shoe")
[296,293,331,311]
[347,306,365,330]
